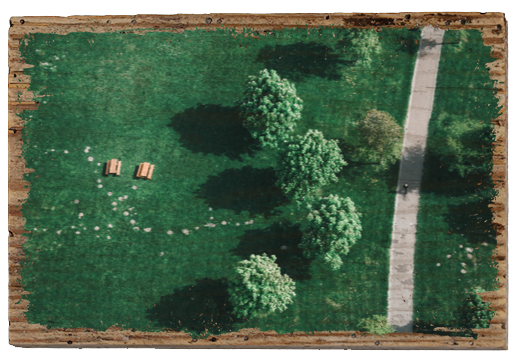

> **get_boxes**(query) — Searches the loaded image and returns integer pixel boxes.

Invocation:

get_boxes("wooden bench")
[137,162,154,180]
[105,159,121,176]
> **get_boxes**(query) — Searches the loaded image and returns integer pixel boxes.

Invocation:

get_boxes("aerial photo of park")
[15,24,501,341]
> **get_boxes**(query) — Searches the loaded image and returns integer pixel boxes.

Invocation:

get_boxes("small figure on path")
[403,183,408,194]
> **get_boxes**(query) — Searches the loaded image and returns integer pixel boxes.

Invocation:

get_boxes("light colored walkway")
[387,26,445,333]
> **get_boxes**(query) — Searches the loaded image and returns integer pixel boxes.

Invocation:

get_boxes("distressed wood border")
[8,12,507,349]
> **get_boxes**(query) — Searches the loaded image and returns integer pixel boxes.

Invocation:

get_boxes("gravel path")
[387,26,445,333]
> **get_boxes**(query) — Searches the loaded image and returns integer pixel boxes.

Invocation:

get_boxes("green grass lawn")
[413,29,500,332]
[19,26,420,336]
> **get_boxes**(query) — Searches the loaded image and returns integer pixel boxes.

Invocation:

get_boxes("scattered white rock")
[98,184,103,188]
[97,179,102,183]
[461,269,467,274]
[437,263,441,266]
[133,227,139,231]
[124,211,129,216]
[132,185,138,190]
[78,213,84,219]
[144,228,151,232]
[108,192,113,196]
[74,199,79,204]
[160,252,164,256]
[461,263,466,267]
[84,147,90,153]
[130,220,136,224]
[57,230,61,234]
[118,197,124,201]
[221,221,226,225]
[113,207,117,211]
[112,202,117,206]
[107,236,111,240]
[98,163,101,166]
[483,242,489,246]
[195,227,199,230]
[459,245,463,248]
[64,150,69,154]
[129,208,134,211]
[94,226,99,231]
[71,226,76,229]
[76,231,80,234]
[447,254,451,258]
[209,208,212,211]
[236,223,240,226]
[466,247,473,252]
[210,217,214,220]
[467,254,473,259]
[182,229,189,235]
[124,195,128,199]
[51,149,55,152]
[108,224,113,228]
[167,230,173,235]
[88,157,94,162]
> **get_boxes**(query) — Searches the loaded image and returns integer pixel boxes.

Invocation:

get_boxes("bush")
[358,315,395,336]
[239,69,303,148]
[228,253,296,319]
[460,292,495,330]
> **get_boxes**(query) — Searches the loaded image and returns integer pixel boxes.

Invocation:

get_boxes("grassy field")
[413,29,500,332]
[19,26,420,336]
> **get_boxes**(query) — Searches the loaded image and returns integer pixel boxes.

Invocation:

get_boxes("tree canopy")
[239,69,303,148]
[276,129,347,200]
[300,194,362,270]
[356,109,403,165]
[228,253,296,319]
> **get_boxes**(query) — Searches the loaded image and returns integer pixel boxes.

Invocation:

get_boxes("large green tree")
[355,109,403,165]
[300,194,362,270]
[239,69,303,148]
[277,129,347,200]
[433,116,495,177]
[228,253,296,319]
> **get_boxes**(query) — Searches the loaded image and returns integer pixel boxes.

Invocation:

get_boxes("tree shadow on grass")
[146,278,244,338]
[195,165,289,218]
[231,222,312,281]
[168,104,260,161]
[256,42,355,82]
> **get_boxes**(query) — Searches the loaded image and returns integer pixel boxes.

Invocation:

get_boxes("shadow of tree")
[168,104,260,161]
[231,222,312,281]
[255,42,354,82]
[195,165,288,217]
[146,278,243,337]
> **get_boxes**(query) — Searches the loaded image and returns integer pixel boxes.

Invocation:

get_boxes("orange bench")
[137,162,154,180]
[105,159,121,176]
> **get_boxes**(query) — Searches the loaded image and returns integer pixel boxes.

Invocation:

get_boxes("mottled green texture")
[355,109,403,165]
[239,69,303,148]
[300,195,362,270]
[413,29,500,333]
[277,130,347,200]
[229,254,296,318]
[18,26,421,335]
[357,315,395,336]
[460,292,495,330]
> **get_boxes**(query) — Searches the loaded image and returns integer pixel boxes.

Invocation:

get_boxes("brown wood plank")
[146,164,154,179]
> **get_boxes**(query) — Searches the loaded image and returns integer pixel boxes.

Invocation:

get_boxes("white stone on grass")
[64,150,69,153]
[124,211,129,216]
[94,226,99,231]
[132,185,138,190]
[467,254,473,259]
[466,247,473,252]
[98,185,103,188]
[134,227,139,231]
[84,147,90,153]
[221,221,226,225]
[461,269,467,274]
[108,192,113,196]
[76,231,80,234]
[88,157,94,161]
[107,236,111,240]
[112,202,117,206]
[79,213,84,219]
[108,224,113,228]
[167,230,173,235]
[97,179,102,183]
[144,228,151,232]
[436,263,441,266]
[57,230,61,234]
[447,254,451,258]
[130,220,136,224]
[74,199,79,204]
[124,195,128,199]
[182,229,189,235]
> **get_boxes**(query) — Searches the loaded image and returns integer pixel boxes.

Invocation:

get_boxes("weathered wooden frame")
[8,12,507,349]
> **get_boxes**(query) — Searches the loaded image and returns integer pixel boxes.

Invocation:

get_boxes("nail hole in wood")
[217,19,222,24]
[9,231,14,237]
[375,341,380,346]
[210,337,217,342]
[192,338,197,342]
[206,18,212,24]
[20,19,25,25]
[67,341,72,344]
[131,20,136,25]
[351,333,356,338]
[326,15,330,20]
[243,336,249,341]
[405,14,411,21]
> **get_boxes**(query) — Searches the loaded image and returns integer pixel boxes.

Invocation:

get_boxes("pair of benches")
[105,159,154,180]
